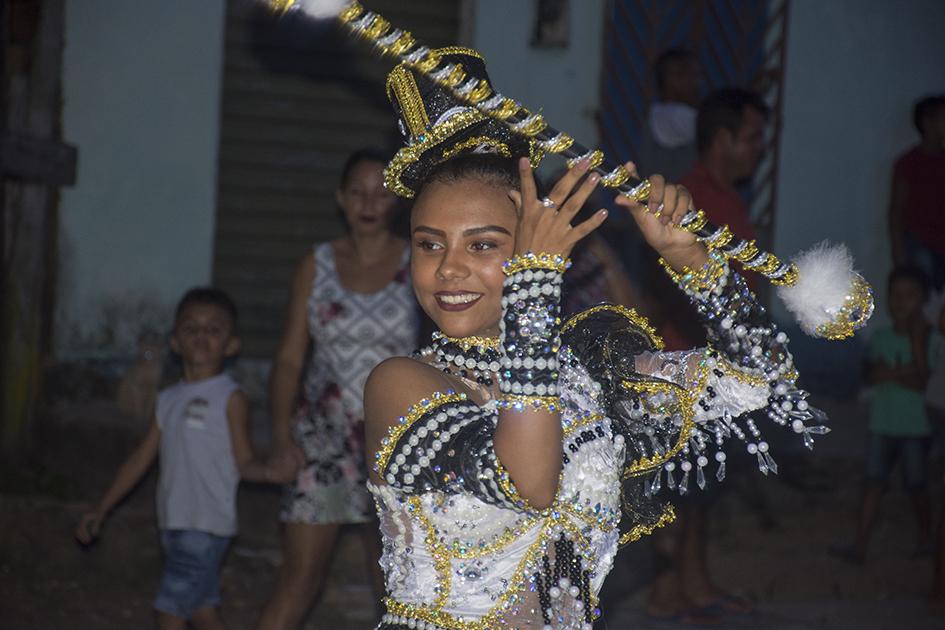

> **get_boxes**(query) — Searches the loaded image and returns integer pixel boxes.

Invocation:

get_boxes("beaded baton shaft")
[270,0,798,287]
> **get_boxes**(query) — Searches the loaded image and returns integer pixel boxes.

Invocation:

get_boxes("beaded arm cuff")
[665,251,788,371]
[656,251,828,488]
[498,252,567,409]
[378,394,531,511]
[660,251,780,366]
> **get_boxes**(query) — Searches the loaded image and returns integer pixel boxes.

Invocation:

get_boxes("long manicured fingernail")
[588,173,600,183]
[599,209,608,218]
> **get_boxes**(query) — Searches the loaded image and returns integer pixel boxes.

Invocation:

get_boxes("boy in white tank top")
[75,288,297,629]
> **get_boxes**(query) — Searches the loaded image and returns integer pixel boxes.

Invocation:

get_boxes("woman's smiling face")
[410,177,518,338]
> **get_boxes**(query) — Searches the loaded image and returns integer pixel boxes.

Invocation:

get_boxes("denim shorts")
[865,433,929,491]
[154,529,231,619]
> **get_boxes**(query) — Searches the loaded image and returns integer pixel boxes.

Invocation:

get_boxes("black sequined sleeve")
[373,393,532,511]
[648,250,829,488]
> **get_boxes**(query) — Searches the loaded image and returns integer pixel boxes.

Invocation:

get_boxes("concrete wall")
[56,0,225,358]
[768,0,945,392]
[470,0,606,149]
[774,0,945,329]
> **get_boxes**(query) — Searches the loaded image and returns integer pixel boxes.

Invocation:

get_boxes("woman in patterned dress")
[256,148,420,630]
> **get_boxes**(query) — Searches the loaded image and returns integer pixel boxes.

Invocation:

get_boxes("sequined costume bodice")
[369,261,826,630]
[369,356,627,628]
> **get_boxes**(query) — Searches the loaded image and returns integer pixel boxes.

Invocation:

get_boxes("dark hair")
[174,287,239,330]
[418,153,521,196]
[339,147,390,188]
[696,87,770,155]
[654,48,695,93]
[913,95,945,135]
[888,265,929,298]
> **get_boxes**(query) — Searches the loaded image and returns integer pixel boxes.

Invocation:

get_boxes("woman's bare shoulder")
[365,356,449,413]
[364,357,454,467]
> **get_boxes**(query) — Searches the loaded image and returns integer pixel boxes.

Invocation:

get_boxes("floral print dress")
[281,242,418,524]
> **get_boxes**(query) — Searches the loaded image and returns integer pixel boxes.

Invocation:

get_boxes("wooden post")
[1,0,75,456]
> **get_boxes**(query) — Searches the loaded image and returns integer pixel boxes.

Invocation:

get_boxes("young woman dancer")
[363,48,819,629]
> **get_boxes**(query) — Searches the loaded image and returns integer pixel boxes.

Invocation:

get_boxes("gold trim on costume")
[562,303,664,351]
[815,273,874,340]
[384,108,488,198]
[386,65,430,138]
[493,457,532,511]
[620,354,709,476]
[619,504,676,545]
[408,496,453,609]
[436,46,485,60]
[659,253,727,294]
[438,332,501,352]
[502,251,571,275]
[374,391,467,473]
[440,135,512,161]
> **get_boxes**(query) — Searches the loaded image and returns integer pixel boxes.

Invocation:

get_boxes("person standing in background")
[76,288,296,630]
[682,87,767,259]
[830,267,936,565]
[639,48,701,182]
[889,95,945,291]
[654,87,769,352]
[255,148,420,630]
[645,87,770,624]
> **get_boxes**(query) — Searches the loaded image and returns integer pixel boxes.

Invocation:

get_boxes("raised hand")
[614,162,709,271]
[509,157,608,259]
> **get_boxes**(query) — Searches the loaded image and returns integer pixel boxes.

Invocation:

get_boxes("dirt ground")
[2,396,944,630]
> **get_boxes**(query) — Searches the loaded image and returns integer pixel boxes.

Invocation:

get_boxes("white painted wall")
[470,0,606,149]
[774,0,945,330]
[57,0,225,358]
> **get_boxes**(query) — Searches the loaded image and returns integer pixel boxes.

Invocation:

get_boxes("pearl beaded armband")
[499,254,564,409]
[659,250,727,295]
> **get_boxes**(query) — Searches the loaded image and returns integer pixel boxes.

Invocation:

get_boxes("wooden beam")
[2,0,66,456]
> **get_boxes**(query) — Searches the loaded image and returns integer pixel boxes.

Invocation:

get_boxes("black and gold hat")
[384,47,543,198]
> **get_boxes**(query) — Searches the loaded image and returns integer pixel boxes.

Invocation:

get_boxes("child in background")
[75,288,296,630]
[831,267,937,564]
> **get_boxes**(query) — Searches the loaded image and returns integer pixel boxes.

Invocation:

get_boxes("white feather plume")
[776,241,869,338]
[289,0,350,19]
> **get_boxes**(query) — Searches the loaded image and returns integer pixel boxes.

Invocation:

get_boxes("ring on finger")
[540,197,557,209]
[654,202,665,217]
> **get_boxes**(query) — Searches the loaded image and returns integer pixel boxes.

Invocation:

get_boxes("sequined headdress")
[383,47,543,198]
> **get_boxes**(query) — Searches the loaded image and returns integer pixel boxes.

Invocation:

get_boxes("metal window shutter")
[213,0,459,358]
